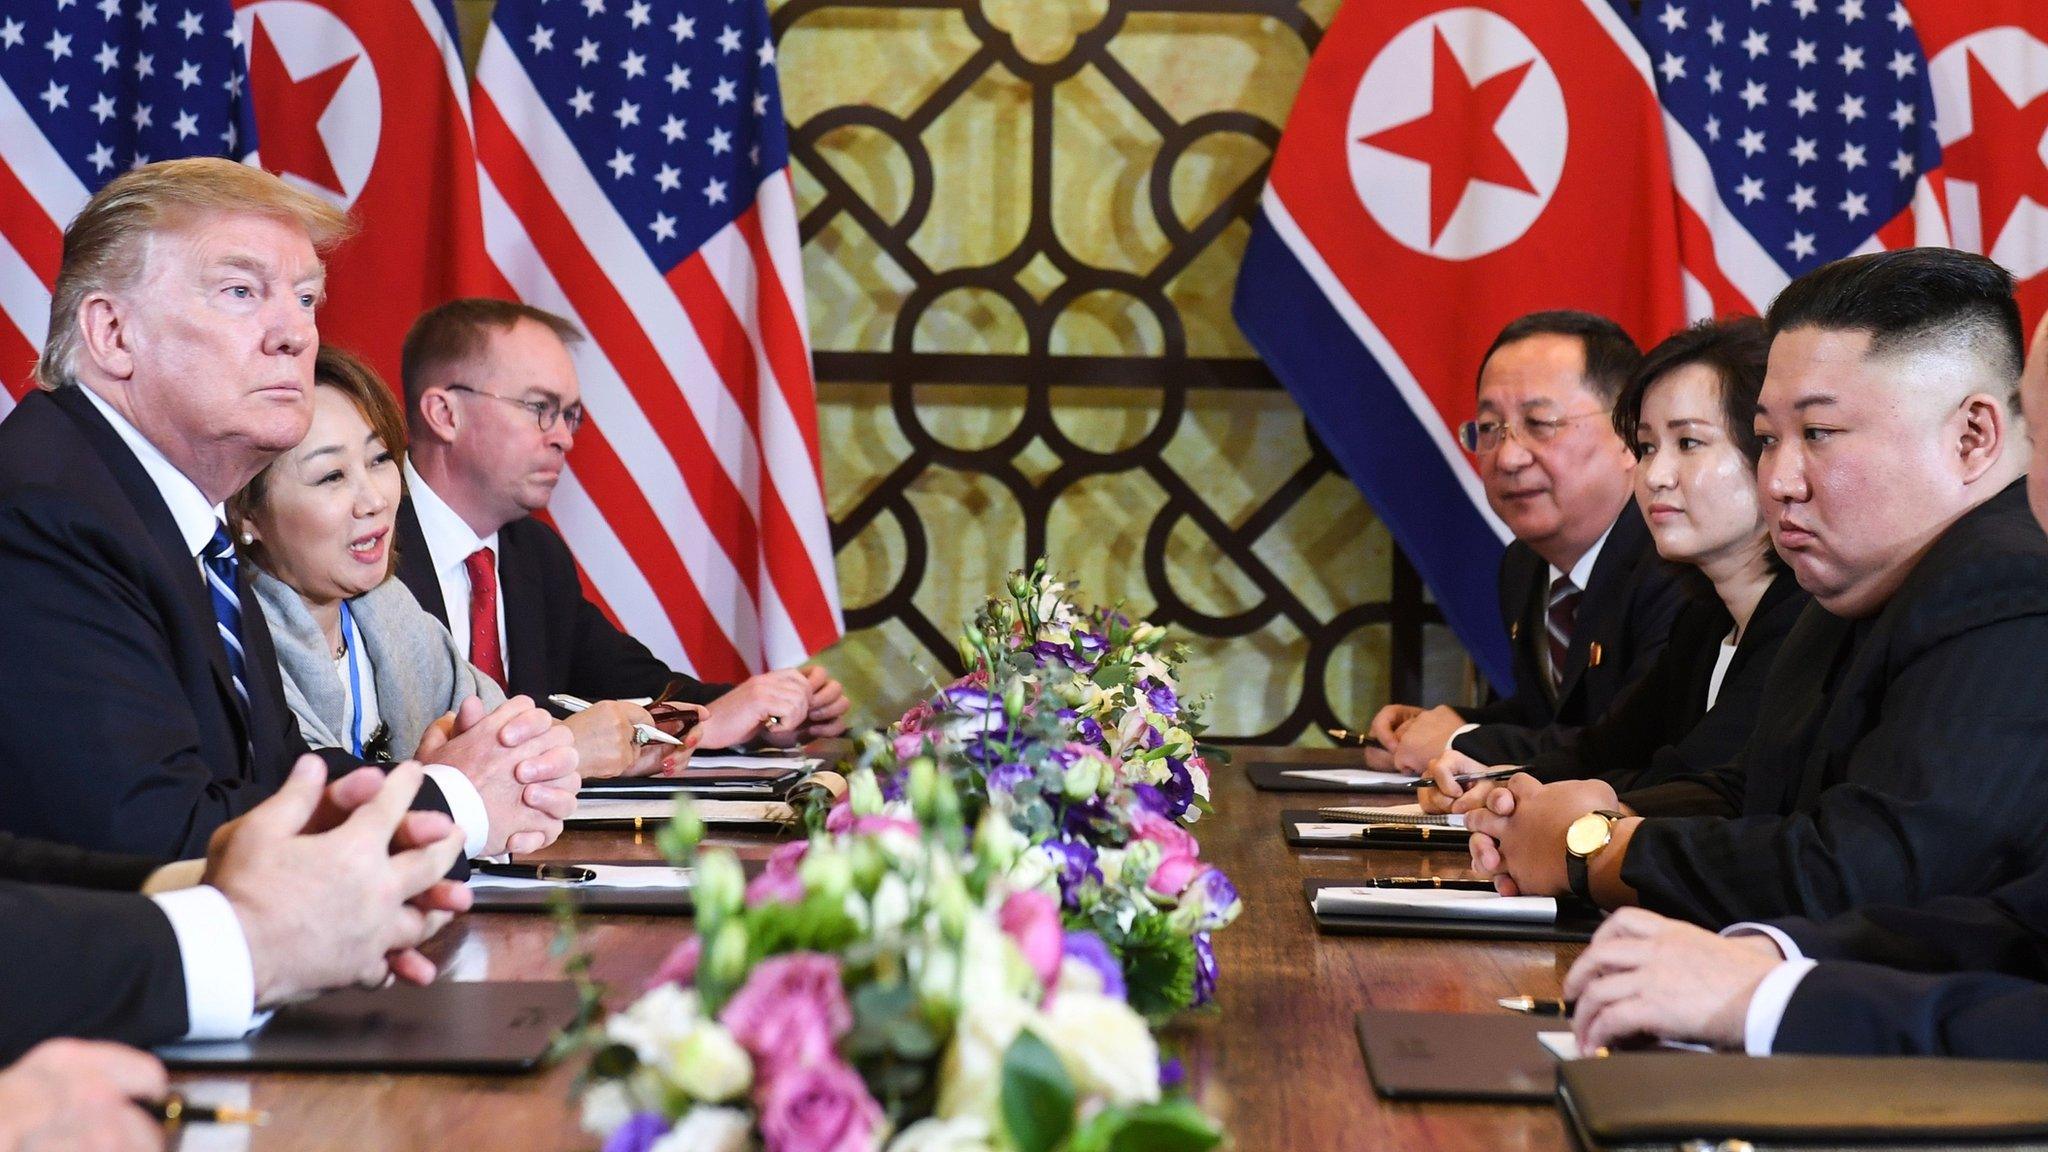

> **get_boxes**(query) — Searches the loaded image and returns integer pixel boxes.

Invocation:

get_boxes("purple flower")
[984,760,1034,793]
[1157,759,1195,819]
[1061,930,1126,1001]
[1193,932,1218,1006]
[1048,838,1102,907]
[1130,783,1171,819]
[1159,1057,1186,1090]
[1075,716,1105,747]
[1189,868,1241,931]
[602,1113,669,1152]
[1141,677,1178,716]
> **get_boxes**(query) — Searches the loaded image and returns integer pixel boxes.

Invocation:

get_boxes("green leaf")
[1000,1030,1076,1152]
[1067,1101,1223,1152]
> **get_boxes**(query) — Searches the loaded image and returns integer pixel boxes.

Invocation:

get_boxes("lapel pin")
[1589,641,1604,668]
[1510,621,1521,641]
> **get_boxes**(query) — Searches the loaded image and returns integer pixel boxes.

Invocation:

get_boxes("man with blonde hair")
[0,158,579,863]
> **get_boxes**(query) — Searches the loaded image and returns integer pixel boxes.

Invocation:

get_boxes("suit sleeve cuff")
[1723,922,1805,962]
[1446,723,1482,753]
[1742,958,1818,1056]
[422,764,490,858]
[151,885,258,1040]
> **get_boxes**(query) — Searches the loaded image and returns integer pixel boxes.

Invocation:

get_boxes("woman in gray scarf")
[226,346,507,760]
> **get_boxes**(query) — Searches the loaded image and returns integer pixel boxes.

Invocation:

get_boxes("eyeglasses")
[1457,408,1607,454]
[444,384,585,434]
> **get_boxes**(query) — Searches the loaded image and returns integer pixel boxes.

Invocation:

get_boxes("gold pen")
[146,1094,268,1126]
[1497,995,1571,1016]
[1325,727,1386,749]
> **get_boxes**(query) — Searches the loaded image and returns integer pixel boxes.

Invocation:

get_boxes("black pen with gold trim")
[144,1095,268,1126]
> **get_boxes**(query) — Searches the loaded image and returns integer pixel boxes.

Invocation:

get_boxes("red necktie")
[465,547,507,689]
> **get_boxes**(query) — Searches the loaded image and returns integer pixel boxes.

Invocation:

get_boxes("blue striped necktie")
[201,522,250,716]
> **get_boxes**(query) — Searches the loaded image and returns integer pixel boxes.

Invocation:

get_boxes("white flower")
[604,983,753,1104]
[1055,953,1106,998]
[1132,653,1174,688]
[935,995,1036,1129]
[1187,756,1211,804]
[1004,844,1059,896]
[869,871,914,943]
[650,1106,752,1152]
[606,984,705,1065]
[887,1116,997,1152]
[1038,991,1161,1106]
[667,1022,752,1102]
[579,1081,634,1138]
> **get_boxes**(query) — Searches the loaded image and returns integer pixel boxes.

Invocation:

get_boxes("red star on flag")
[247,15,358,198]
[1358,27,1538,245]
[1942,49,2048,254]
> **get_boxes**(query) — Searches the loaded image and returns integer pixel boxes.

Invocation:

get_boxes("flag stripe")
[0,230,50,403]
[473,163,760,670]
[0,160,62,291]
[473,89,764,590]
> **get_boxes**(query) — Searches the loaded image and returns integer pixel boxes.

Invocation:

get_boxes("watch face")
[1565,813,1611,857]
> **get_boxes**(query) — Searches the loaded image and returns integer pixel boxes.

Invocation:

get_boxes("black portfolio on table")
[155,982,580,1073]
[1281,809,1471,851]
[1558,1053,2048,1151]
[1303,879,1602,943]
[1245,761,1415,794]
[1356,1011,1561,1102]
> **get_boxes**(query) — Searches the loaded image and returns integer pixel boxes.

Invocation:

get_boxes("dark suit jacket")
[0,388,447,857]
[395,497,730,707]
[0,834,187,1063]
[1774,962,2048,1059]
[1521,568,1808,812]
[1619,481,2048,928]
[1452,504,1699,765]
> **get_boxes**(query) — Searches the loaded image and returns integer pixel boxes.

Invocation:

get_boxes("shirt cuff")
[1446,723,1481,752]
[1723,922,1805,962]
[1741,958,1818,1056]
[422,764,490,858]
[151,885,258,1040]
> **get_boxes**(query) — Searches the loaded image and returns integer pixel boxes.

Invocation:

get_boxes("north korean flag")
[1912,1,2048,331]
[1233,0,1685,690]
[234,0,499,383]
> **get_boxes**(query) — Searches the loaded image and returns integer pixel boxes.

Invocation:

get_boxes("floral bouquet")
[881,564,1240,1020]
[576,787,1224,1152]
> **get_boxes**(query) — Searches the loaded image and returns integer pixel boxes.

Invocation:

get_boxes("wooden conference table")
[165,746,1580,1150]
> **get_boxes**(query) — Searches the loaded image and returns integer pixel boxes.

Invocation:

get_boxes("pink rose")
[1132,810,1203,899]
[756,1056,883,1152]
[747,840,810,905]
[824,797,856,834]
[647,934,700,990]
[998,889,1063,991]
[720,953,853,1080]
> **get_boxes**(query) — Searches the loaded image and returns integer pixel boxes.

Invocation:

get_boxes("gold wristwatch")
[1564,810,1627,904]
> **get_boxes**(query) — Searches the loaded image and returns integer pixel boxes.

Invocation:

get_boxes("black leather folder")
[1558,1052,2048,1150]
[1282,809,1471,851]
[156,981,580,1073]
[1356,1010,1562,1102]
[578,765,809,800]
[1304,879,1601,942]
[1246,761,1415,793]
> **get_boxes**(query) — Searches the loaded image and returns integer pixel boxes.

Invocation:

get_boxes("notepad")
[1317,804,1466,828]
[467,865,694,891]
[1280,767,1416,787]
[1539,1031,1714,1060]
[567,797,794,825]
[686,754,824,772]
[1311,886,1557,923]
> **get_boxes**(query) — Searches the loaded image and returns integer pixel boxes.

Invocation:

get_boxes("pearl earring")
[239,531,255,546]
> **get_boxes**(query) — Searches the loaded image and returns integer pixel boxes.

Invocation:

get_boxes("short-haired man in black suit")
[0,159,577,860]
[1467,248,2048,931]
[393,299,851,778]
[1540,299,2048,1062]
[1366,311,1696,774]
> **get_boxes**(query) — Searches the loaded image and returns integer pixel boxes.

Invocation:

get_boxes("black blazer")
[1619,481,2048,928]
[0,834,187,1063]
[1452,504,1699,765]
[1774,962,2048,1059]
[1522,568,1808,809]
[0,388,444,857]
[395,498,730,707]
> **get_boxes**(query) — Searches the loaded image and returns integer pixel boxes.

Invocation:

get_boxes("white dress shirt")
[1722,922,1819,1055]
[403,460,507,669]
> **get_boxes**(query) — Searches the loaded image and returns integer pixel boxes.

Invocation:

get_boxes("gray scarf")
[252,569,506,759]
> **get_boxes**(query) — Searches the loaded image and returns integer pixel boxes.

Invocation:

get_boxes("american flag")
[1640,0,1948,317]
[470,0,841,682]
[0,0,255,407]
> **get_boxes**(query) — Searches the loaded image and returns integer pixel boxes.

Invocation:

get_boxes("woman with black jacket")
[1425,317,1809,816]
